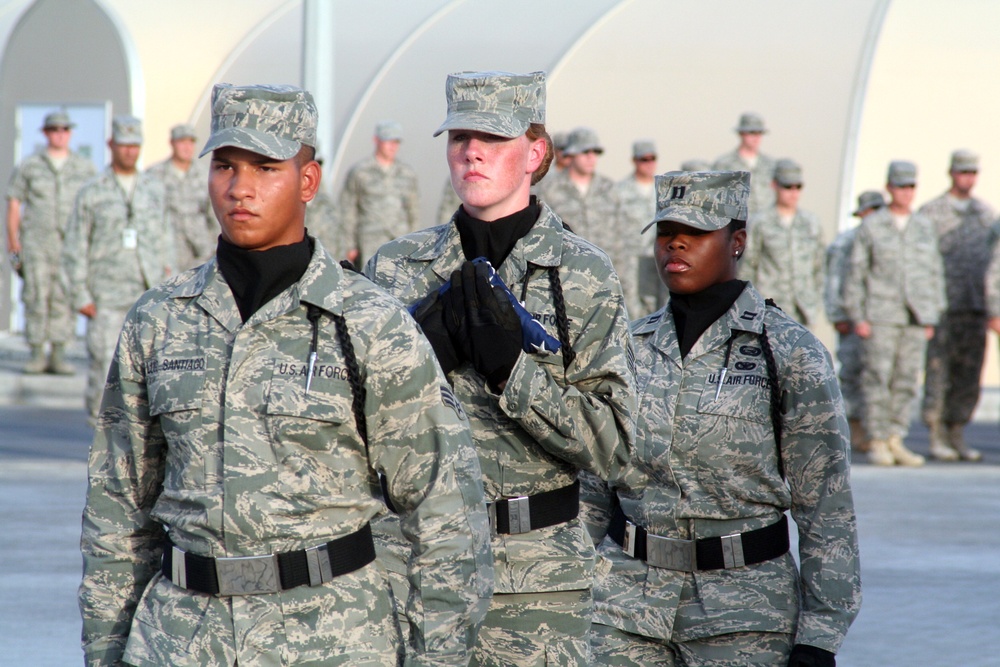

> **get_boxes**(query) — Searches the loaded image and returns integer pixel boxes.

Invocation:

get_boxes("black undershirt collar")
[670,279,746,358]
[454,196,541,267]
[216,233,314,322]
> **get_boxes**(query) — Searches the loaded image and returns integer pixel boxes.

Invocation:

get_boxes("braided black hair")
[547,267,576,368]
[759,300,785,479]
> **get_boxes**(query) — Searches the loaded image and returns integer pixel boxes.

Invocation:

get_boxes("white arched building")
[3,0,999,388]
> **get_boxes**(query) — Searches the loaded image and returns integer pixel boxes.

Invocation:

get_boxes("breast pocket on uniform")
[265,371,354,451]
[695,362,771,424]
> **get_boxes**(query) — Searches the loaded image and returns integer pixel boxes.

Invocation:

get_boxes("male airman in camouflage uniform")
[146,123,215,271]
[592,171,860,666]
[535,126,626,298]
[365,70,635,666]
[825,190,885,452]
[63,115,173,420]
[5,110,97,374]
[917,150,998,461]
[617,140,659,318]
[740,159,825,329]
[338,120,419,266]
[843,161,946,466]
[79,83,492,667]
[712,112,776,217]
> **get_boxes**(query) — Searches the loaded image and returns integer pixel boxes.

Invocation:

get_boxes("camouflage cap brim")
[433,110,528,139]
[642,170,750,234]
[199,126,301,160]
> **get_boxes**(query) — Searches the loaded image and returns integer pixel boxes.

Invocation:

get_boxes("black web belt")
[162,522,375,596]
[609,506,789,571]
[489,479,580,535]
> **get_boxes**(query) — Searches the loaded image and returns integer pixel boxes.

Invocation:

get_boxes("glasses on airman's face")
[635,155,657,163]
[580,149,603,156]
[45,127,71,133]
[780,183,803,190]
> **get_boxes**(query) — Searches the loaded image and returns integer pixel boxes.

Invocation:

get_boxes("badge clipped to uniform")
[122,228,138,249]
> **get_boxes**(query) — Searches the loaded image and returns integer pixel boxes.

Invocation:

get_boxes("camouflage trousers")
[921,310,988,427]
[835,332,864,422]
[860,323,927,441]
[85,306,129,419]
[120,567,401,667]
[20,246,75,345]
[590,622,793,666]
[471,589,592,666]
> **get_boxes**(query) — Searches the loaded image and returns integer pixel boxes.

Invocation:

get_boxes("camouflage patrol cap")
[735,112,767,133]
[170,123,197,141]
[433,70,546,138]
[642,170,750,233]
[111,115,143,144]
[552,131,569,152]
[773,158,803,187]
[42,110,75,130]
[949,149,978,173]
[632,140,657,159]
[853,190,885,216]
[680,159,711,172]
[887,160,917,187]
[375,120,403,141]
[199,83,317,160]
[564,127,604,156]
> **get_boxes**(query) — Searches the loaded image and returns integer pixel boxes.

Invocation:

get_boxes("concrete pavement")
[2,331,1000,665]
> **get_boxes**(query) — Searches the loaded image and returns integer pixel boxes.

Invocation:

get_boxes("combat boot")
[928,420,959,461]
[24,344,47,374]
[848,418,869,453]
[866,439,895,466]
[46,343,75,375]
[886,434,925,467]
[946,423,981,462]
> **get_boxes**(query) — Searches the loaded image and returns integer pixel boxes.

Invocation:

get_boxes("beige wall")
[3,0,1000,390]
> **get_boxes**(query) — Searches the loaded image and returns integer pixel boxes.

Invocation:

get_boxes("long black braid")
[332,260,368,450]
[759,300,785,479]
[547,266,576,368]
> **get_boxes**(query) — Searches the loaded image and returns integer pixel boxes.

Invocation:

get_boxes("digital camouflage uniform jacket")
[79,242,493,667]
[145,159,215,272]
[824,226,858,325]
[63,167,173,311]
[740,206,825,327]
[364,203,636,596]
[916,193,998,313]
[842,207,945,326]
[7,149,97,255]
[338,156,419,263]
[594,284,861,653]
[535,169,625,291]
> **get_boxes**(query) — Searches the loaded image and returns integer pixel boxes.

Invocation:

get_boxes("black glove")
[443,260,522,391]
[409,287,462,376]
[787,644,836,667]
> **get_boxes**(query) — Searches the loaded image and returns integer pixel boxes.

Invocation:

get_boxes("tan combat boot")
[848,418,869,453]
[866,439,895,466]
[46,343,75,375]
[928,420,959,461]
[946,423,981,462]
[24,344,47,374]
[886,434,925,467]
